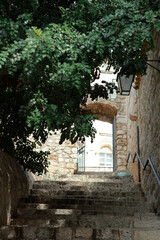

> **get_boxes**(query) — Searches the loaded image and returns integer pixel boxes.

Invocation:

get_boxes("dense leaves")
[0,0,160,174]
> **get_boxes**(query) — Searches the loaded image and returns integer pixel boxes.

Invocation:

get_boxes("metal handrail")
[126,152,160,185]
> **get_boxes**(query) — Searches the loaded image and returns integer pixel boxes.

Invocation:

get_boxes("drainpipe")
[136,89,141,183]
[113,116,116,172]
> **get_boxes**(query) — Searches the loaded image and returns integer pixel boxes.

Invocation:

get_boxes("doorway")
[77,119,115,173]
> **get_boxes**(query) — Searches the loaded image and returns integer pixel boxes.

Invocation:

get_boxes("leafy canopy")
[0,0,160,174]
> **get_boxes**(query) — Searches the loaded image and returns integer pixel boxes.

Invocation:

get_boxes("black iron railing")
[126,152,160,185]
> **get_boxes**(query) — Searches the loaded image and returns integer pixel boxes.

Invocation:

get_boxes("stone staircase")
[0,173,160,240]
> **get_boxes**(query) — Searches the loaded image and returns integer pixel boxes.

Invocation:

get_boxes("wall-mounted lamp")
[116,74,135,96]
[117,60,160,96]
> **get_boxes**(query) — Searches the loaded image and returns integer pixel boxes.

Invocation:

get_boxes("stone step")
[20,193,146,206]
[3,174,158,240]
[1,226,160,240]
[32,180,139,189]
[31,186,143,193]
[29,193,146,202]
[19,197,151,208]
[11,212,160,229]
[31,186,142,196]
[16,206,156,218]
[30,190,144,201]
[33,174,132,182]
[32,180,141,191]
[17,202,154,215]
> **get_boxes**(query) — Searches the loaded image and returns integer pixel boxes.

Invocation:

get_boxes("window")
[99,153,112,167]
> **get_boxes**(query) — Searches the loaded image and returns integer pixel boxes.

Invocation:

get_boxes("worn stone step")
[30,190,144,200]
[33,174,132,182]
[2,175,158,240]
[33,177,135,184]
[19,197,152,209]
[21,192,145,204]
[32,181,142,193]
[33,195,146,203]
[32,180,139,190]
[16,206,156,219]
[1,226,160,240]
[11,213,160,229]
[17,203,154,215]
[33,177,134,185]
[31,186,142,197]
[31,191,146,202]
[31,187,142,195]
[30,191,145,202]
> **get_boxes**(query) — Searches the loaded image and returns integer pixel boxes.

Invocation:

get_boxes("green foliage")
[63,0,160,74]
[0,0,160,174]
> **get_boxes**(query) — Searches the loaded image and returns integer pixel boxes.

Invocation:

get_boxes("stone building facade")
[126,31,160,213]
[34,93,128,180]
[34,132,78,180]
[1,32,160,230]
[34,32,160,214]
[0,33,159,230]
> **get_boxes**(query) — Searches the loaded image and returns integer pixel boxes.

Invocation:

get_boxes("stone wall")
[126,31,160,212]
[115,95,128,171]
[0,151,33,226]
[35,96,128,180]
[126,87,139,182]
[34,133,78,180]
[85,97,118,123]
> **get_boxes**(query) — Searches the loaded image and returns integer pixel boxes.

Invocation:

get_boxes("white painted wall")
[85,120,113,172]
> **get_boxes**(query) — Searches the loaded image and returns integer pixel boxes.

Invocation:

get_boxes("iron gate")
[77,144,85,172]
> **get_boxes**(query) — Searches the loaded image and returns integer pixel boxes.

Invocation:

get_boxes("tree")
[0,0,159,174]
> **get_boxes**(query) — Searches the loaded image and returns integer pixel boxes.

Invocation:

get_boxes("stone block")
[116,118,126,124]
[117,146,123,151]
[49,165,58,172]
[117,159,122,166]
[117,130,125,135]
[76,228,93,238]
[129,113,137,121]
[119,230,132,240]
[23,226,55,238]
[134,230,160,240]
[56,227,72,240]
[0,226,16,239]
[72,148,77,154]
[48,154,58,161]
[133,217,160,229]
[66,163,75,169]
[96,229,112,239]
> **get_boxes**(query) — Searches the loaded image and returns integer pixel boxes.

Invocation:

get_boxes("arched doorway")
[77,101,118,173]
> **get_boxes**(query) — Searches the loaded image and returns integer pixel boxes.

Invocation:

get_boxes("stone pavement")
[0,172,160,240]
